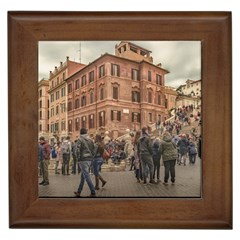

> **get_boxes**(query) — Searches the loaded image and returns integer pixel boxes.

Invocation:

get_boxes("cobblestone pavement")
[39,157,201,198]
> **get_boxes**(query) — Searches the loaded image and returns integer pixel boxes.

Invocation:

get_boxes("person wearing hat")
[39,136,51,186]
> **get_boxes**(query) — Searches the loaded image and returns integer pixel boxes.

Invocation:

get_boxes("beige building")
[115,41,153,63]
[164,86,178,111]
[176,79,201,109]
[177,79,201,97]
[38,42,176,142]
[66,42,169,140]
[176,95,200,109]
[38,79,49,140]
[48,57,85,144]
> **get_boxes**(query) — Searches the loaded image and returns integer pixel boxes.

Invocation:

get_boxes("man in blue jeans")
[74,128,96,197]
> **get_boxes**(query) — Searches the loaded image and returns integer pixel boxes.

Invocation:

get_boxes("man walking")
[74,128,96,197]
[39,137,51,186]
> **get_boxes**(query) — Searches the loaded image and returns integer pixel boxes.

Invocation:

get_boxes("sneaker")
[95,186,100,190]
[102,181,107,188]
[39,181,45,185]
[88,194,96,198]
[149,180,158,184]
[42,182,49,186]
[163,182,168,185]
[74,191,81,198]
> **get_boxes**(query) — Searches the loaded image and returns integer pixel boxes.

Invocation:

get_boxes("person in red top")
[39,137,51,186]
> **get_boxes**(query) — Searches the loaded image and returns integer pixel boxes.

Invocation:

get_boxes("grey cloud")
[39,41,201,88]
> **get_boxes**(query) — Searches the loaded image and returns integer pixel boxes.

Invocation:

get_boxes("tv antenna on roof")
[78,41,81,63]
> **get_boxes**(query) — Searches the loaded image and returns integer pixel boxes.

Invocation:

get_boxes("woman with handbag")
[93,134,107,190]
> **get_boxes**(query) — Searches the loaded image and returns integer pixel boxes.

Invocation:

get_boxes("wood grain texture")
[8,11,232,229]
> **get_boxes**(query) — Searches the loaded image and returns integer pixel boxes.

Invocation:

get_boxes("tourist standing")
[188,139,197,164]
[177,134,189,166]
[137,127,157,184]
[61,136,71,175]
[55,141,62,174]
[152,137,161,183]
[39,137,51,186]
[161,132,178,185]
[133,130,142,183]
[38,143,43,177]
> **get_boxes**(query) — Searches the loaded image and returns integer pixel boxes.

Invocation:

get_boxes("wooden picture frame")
[8,11,232,229]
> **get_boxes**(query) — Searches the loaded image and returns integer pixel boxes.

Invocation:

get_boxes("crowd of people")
[38,105,201,197]
[38,129,108,197]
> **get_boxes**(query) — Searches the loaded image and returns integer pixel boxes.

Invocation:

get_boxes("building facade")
[177,79,201,97]
[38,79,49,139]
[66,42,169,140]
[176,95,200,109]
[176,79,201,109]
[47,57,85,144]
[38,42,172,142]
[164,86,178,111]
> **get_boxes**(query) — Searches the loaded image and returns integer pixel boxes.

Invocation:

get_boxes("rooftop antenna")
[78,41,81,63]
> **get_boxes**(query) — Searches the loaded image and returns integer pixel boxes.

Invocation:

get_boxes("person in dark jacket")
[74,128,96,197]
[177,134,189,166]
[137,127,157,184]
[198,135,202,159]
[71,140,80,174]
[38,143,43,177]
[152,137,161,182]
[188,139,197,164]
[161,132,178,185]
[39,137,51,186]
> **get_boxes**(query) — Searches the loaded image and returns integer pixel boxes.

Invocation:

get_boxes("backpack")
[51,147,57,158]
[62,141,70,154]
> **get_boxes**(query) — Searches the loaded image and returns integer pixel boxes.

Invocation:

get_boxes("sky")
[39,41,201,88]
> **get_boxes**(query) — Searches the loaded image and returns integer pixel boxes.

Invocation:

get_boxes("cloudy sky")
[39,41,201,88]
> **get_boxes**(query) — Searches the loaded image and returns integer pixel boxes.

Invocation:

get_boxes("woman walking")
[161,132,178,185]
[93,134,107,190]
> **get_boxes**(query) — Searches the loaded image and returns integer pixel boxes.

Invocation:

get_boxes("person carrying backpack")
[74,128,96,197]
[61,136,71,175]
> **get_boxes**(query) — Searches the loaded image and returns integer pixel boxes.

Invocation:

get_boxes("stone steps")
[48,159,129,172]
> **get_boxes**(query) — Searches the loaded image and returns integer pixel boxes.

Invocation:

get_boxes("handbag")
[102,149,110,160]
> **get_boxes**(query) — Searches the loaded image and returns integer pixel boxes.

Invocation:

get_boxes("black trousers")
[163,159,176,183]
[153,156,160,180]
[62,153,70,175]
